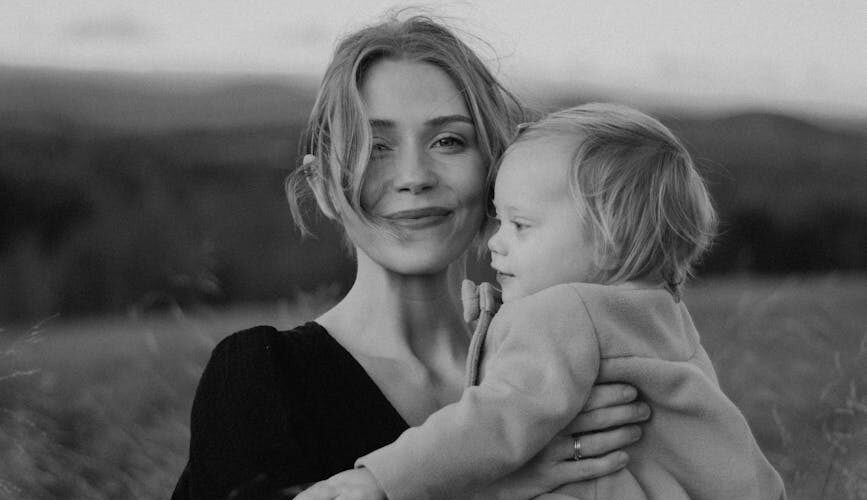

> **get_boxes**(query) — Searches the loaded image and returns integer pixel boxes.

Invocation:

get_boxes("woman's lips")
[383,207,453,228]
[385,207,452,219]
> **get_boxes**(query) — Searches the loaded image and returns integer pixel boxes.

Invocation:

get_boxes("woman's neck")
[317,250,470,360]
[316,250,472,424]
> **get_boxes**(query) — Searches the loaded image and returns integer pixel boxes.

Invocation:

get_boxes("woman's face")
[348,58,487,275]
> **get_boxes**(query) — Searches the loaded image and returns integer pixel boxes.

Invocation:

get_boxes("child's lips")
[495,271,515,282]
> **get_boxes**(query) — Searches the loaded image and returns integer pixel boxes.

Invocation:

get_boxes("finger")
[550,451,629,483]
[566,402,651,434]
[582,383,637,411]
[294,482,338,500]
[280,483,314,497]
[570,426,642,459]
[542,425,640,462]
[302,154,317,165]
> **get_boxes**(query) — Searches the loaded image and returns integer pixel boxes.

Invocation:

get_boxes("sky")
[2,0,866,118]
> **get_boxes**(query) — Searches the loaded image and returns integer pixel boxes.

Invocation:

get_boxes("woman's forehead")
[360,59,470,124]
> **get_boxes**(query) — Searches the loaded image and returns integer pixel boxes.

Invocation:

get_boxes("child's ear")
[303,154,338,220]
[592,241,620,273]
[596,253,619,271]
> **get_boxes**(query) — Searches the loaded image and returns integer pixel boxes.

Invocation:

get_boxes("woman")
[172,13,649,500]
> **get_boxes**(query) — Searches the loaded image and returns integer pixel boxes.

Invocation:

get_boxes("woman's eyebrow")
[368,115,473,130]
[369,119,394,130]
[425,114,473,127]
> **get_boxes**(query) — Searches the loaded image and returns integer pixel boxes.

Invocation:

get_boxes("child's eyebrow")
[491,201,524,215]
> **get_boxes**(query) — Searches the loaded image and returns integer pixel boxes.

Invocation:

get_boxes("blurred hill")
[0,65,317,133]
[1,66,866,322]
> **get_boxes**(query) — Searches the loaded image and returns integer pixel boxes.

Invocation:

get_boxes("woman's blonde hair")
[286,12,528,244]
[514,103,717,299]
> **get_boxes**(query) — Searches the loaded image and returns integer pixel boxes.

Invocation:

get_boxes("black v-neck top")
[171,323,409,500]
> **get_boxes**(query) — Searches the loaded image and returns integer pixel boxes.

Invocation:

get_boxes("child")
[299,103,786,500]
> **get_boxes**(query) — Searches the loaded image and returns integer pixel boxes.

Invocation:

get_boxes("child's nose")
[487,228,505,255]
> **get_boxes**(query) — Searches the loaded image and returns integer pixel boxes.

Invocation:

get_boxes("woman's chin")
[359,233,477,278]
[362,247,457,277]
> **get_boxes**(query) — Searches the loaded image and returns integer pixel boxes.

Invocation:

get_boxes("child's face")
[488,135,598,302]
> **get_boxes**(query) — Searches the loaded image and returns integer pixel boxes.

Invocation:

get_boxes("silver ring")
[572,435,583,461]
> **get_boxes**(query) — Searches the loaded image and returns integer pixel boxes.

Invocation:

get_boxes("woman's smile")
[383,206,454,229]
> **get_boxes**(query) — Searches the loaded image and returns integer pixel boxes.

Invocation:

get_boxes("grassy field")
[1,275,865,499]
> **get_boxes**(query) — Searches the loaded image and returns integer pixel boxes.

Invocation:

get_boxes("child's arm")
[293,469,384,500]
[356,284,600,500]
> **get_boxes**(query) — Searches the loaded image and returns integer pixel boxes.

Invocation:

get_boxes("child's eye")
[511,220,529,231]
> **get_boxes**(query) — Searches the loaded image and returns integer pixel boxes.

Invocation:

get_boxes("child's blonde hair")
[512,103,716,299]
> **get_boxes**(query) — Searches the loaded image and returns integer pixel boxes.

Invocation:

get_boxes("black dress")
[171,323,409,500]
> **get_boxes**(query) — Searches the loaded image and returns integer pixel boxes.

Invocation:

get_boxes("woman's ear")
[303,154,338,220]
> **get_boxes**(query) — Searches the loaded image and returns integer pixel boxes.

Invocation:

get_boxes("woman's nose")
[394,148,437,194]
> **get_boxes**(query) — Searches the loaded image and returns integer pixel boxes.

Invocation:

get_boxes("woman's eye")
[432,136,464,149]
[370,143,393,161]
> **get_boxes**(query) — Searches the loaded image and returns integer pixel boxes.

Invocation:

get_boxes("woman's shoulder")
[215,321,325,347]
[183,322,352,499]
[196,322,342,399]
[209,322,332,366]
[190,322,352,431]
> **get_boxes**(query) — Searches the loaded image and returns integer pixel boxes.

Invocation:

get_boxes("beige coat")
[358,282,786,500]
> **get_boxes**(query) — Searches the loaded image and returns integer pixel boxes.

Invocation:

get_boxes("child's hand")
[294,469,386,500]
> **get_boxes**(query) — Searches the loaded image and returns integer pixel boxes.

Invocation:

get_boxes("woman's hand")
[569,382,650,436]
[472,383,649,500]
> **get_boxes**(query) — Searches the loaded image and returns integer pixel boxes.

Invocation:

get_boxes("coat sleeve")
[357,284,601,500]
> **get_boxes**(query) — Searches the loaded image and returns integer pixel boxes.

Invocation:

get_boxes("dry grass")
[684,274,867,499]
[1,276,865,499]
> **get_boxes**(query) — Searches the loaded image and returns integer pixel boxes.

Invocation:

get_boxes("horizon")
[3,62,866,133]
